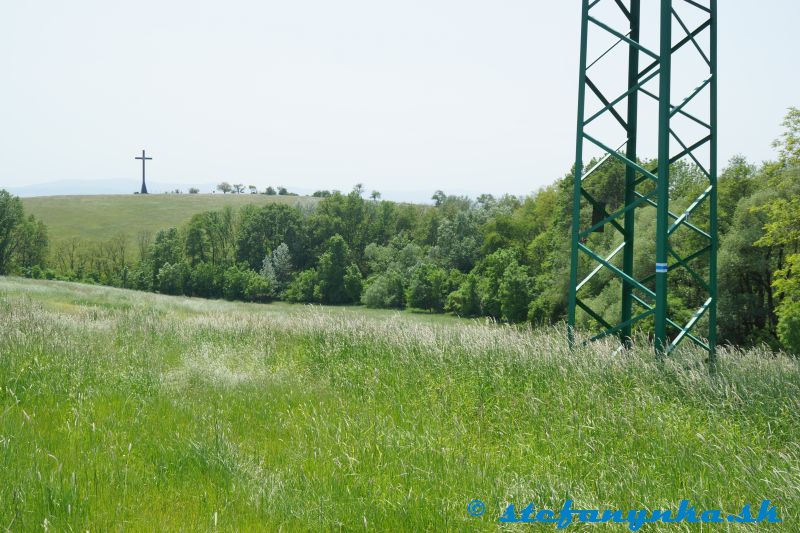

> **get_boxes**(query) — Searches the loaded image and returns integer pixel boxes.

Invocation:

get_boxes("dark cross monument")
[135,149,152,194]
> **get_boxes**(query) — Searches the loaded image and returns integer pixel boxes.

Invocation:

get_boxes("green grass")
[21,194,316,247]
[1,277,799,530]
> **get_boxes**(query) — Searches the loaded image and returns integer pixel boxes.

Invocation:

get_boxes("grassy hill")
[22,194,317,247]
[1,277,798,530]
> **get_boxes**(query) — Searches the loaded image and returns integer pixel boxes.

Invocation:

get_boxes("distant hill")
[7,180,220,197]
[6,179,483,204]
[22,194,317,248]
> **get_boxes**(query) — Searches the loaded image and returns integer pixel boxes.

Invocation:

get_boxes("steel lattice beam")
[568,0,718,360]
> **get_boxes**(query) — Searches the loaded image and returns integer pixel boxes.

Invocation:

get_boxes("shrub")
[285,269,319,303]
[477,249,518,319]
[499,260,531,323]
[128,266,153,292]
[777,300,800,355]
[317,235,362,304]
[157,262,190,295]
[222,265,251,300]
[406,263,447,312]
[244,272,274,302]
[447,273,481,317]
[190,262,223,298]
[271,243,294,293]
[261,243,294,296]
[343,265,363,304]
[362,271,405,309]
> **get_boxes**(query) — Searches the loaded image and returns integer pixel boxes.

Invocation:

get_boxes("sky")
[1,0,798,199]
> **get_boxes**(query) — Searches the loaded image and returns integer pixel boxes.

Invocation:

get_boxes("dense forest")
[2,109,798,354]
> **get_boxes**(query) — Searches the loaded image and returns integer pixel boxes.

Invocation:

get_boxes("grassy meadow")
[1,277,799,530]
[22,194,317,248]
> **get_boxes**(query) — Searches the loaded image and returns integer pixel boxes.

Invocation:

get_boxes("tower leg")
[621,0,641,347]
[708,0,719,365]
[568,0,591,347]
[654,0,673,356]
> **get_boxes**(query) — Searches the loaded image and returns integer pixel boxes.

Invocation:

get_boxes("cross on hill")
[135,150,152,194]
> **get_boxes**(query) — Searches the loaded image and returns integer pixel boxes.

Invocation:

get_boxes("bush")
[777,300,800,355]
[25,265,43,279]
[271,243,294,293]
[343,265,363,304]
[285,269,319,303]
[316,235,362,304]
[222,265,252,300]
[261,243,294,296]
[157,262,190,295]
[499,260,531,323]
[362,271,405,309]
[190,262,222,298]
[477,249,518,319]
[406,263,447,312]
[447,273,481,317]
[244,272,274,302]
[128,266,153,292]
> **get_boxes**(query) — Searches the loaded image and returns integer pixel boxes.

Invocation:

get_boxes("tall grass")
[0,277,798,530]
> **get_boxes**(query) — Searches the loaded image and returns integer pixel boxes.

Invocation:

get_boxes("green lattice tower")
[568,0,717,359]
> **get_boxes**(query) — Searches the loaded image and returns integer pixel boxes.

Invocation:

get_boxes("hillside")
[22,194,317,247]
[1,277,798,530]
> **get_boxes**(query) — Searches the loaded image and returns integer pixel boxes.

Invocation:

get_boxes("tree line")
[214,182,302,196]
[2,109,799,354]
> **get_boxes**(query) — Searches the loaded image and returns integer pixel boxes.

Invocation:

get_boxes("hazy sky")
[1,1,798,197]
